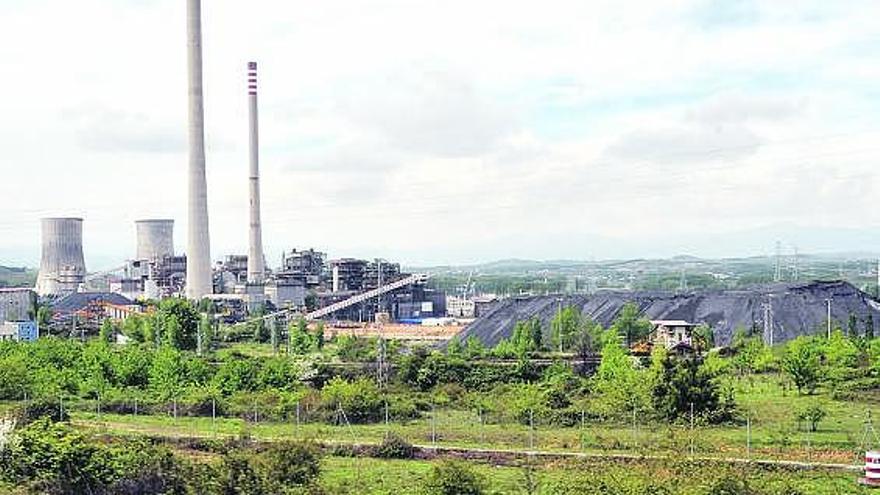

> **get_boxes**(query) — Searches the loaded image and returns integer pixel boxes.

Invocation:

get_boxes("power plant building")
[0,288,37,322]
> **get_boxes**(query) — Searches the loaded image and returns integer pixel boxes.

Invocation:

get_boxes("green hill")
[0,265,36,288]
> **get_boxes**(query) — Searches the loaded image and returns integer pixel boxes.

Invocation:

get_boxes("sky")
[2,0,880,269]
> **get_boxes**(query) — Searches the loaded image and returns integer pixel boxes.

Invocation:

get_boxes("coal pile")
[460,281,880,347]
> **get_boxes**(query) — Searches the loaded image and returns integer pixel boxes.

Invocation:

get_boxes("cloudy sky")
[2,0,880,269]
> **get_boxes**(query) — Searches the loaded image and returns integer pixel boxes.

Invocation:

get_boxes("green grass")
[316,456,872,494]
[56,374,879,468]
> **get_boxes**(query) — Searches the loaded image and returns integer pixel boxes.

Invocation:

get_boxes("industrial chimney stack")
[185,0,213,299]
[246,61,265,285]
[36,218,86,296]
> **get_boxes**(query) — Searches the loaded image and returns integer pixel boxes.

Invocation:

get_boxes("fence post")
[134,398,138,417]
[529,409,535,452]
[212,398,216,434]
[431,402,437,449]
[631,402,637,449]
[296,401,301,437]
[746,410,752,460]
[59,395,64,421]
[580,410,585,452]
[479,408,485,445]
[689,402,695,456]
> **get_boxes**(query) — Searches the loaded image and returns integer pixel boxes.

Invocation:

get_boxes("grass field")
[62,374,878,466]
[316,456,871,494]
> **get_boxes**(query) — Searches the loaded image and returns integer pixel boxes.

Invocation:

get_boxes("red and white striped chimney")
[246,61,265,285]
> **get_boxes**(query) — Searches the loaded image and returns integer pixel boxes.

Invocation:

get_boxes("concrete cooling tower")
[136,219,174,260]
[35,217,86,296]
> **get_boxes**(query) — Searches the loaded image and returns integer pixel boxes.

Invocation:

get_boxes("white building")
[0,320,39,342]
[649,320,696,349]
[446,295,476,318]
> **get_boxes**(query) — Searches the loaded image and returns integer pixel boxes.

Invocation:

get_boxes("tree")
[288,318,317,355]
[796,402,827,432]
[590,328,651,419]
[249,305,269,344]
[155,298,200,350]
[447,337,464,358]
[260,441,321,489]
[36,305,53,334]
[98,319,116,344]
[651,354,734,423]
[511,319,542,356]
[122,314,146,343]
[464,336,486,359]
[692,324,714,352]
[612,303,652,347]
[149,346,186,401]
[848,314,859,339]
[421,460,486,495]
[823,330,860,386]
[781,336,822,395]
[550,306,582,352]
[732,335,774,376]
[313,321,325,350]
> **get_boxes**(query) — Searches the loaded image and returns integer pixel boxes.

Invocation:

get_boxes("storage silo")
[35,217,86,296]
[136,219,174,260]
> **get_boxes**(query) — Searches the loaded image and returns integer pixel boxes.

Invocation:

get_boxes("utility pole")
[876,258,880,298]
[774,241,782,282]
[762,296,774,347]
[791,245,799,281]
[825,298,833,338]
[556,297,563,352]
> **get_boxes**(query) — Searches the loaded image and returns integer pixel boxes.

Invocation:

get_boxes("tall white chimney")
[246,61,265,285]
[185,0,213,299]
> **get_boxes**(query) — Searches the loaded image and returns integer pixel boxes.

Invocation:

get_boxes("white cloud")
[1,0,880,268]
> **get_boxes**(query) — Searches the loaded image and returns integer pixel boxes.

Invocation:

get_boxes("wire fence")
[13,395,878,467]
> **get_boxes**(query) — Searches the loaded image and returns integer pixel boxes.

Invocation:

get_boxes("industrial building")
[50,292,138,329]
[24,3,446,328]
[117,220,187,299]
[0,288,37,322]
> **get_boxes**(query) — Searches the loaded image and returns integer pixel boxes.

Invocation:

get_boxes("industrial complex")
[5,0,446,336]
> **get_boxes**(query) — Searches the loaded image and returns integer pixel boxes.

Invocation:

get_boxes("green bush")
[421,460,486,495]
[320,377,383,424]
[259,441,322,489]
[373,433,414,459]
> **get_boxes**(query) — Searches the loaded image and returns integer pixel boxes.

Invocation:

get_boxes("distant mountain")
[0,266,36,288]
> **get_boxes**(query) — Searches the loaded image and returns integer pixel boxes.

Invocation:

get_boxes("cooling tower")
[185,0,213,299]
[35,218,86,296]
[136,219,174,260]
[246,61,265,285]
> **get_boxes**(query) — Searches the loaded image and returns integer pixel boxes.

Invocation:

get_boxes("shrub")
[260,441,321,488]
[12,398,68,425]
[705,476,755,495]
[795,403,827,432]
[373,433,414,459]
[320,377,383,423]
[421,460,486,495]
